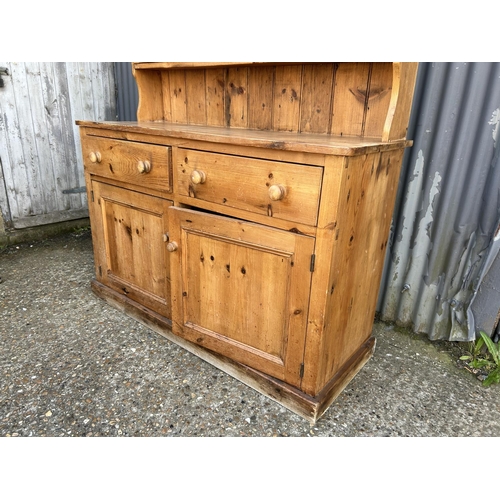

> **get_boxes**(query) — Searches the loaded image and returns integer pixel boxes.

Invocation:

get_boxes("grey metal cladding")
[115,62,138,121]
[378,62,500,341]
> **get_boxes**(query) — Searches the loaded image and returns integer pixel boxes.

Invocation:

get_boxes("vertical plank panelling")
[364,62,393,138]
[57,63,78,210]
[89,63,104,120]
[0,154,10,225]
[58,62,88,210]
[273,65,303,132]
[0,62,25,221]
[331,62,371,137]
[0,62,116,229]
[186,69,206,125]
[67,63,94,122]
[248,66,274,130]
[101,62,116,120]
[66,62,94,210]
[226,67,248,128]
[161,71,173,122]
[205,68,226,127]
[300,63,334,134]
[92,62,115,121]
[35,62,63,213]
[9,62,43,218]
[69,62,99,209]
[168,70,187,124]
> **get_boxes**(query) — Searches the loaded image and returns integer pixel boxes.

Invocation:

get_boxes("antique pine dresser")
[77,62,418,422]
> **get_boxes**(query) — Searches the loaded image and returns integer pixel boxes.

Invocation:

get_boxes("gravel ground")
[1,228,499,437]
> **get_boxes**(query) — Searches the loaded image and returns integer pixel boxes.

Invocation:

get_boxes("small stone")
[45,411,52,417]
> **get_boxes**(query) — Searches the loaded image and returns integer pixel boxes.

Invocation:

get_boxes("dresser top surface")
[77,121,412,156]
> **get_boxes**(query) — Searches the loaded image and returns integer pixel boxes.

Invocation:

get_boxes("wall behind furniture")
[0,62,116,233]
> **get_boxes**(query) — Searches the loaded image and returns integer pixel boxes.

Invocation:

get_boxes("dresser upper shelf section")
[130,62,418,143]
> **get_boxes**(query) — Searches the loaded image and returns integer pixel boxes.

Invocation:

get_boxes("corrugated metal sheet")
[378,62,500,341]
[115,62,138,121]
[112,62,500,342]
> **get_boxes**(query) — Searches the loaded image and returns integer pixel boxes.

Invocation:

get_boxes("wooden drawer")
[175,149,323,226]
[82,137,171,193]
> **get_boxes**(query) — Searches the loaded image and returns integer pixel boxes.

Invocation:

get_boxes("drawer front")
[82,137,171,193]
[175,149,323,226]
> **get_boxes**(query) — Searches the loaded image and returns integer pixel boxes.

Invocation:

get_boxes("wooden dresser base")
[91,280,375,423]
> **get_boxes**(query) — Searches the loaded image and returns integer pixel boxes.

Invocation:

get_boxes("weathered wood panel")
[0,62,116,228]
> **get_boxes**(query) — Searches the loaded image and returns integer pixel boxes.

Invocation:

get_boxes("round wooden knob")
[166,242,178,252]
[137,160,151,174]
[89,151,101,163]
[268,184,286,201]
[190,170,206,185]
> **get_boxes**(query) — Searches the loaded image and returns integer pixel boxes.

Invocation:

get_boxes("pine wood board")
[77,120,411,156]
[130,63,417,141]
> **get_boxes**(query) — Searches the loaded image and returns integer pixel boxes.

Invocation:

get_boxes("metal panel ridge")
[378,62,500,341]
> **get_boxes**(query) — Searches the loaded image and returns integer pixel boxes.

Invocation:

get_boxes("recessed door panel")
[168,207,314,385]
[93,181,172,318]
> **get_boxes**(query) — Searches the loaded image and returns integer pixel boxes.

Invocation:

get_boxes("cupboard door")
[168,207,314,386]
[91,181,172,318]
